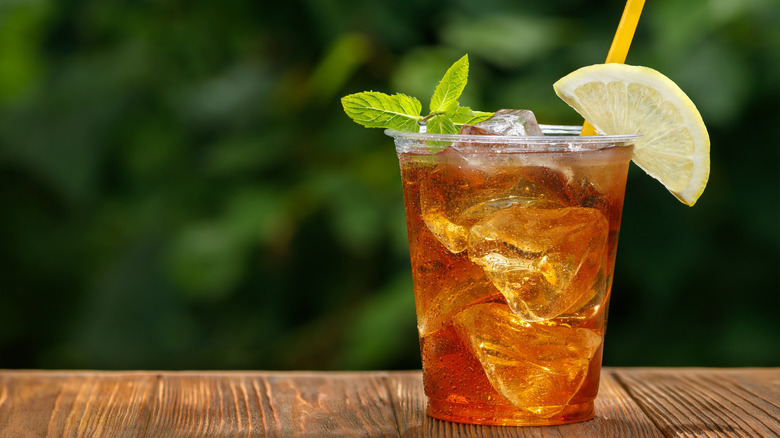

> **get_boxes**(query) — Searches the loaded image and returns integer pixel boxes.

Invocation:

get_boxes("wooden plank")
[612,368,780,438]
[720,369,780,408]
[256,371,401,438]
[0,371,155,438]
[142,373,261,437]
[0,372,67,437]
[141,371,401,437]
[51,373,155,437]
[0,371,403,437]
[383,370,664,437]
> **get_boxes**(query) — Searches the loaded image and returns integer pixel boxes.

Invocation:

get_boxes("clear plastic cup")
[390,126,637,426]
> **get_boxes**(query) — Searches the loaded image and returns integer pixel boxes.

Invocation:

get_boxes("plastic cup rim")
[386,125,639,143]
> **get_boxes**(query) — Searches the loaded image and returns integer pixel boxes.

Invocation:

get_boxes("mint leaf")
[341,92,422,132]
[469,111,494,124]
[430,55,469,115]
[426,115,458,134]
[452,106,494,127]
[341,54,494,133]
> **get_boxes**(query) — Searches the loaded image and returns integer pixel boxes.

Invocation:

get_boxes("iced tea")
[392,127,634,425]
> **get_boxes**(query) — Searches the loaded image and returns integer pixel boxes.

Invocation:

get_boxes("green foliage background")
[1,0,778,370]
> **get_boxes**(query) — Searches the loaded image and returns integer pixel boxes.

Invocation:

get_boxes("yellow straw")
[582,0,646,135]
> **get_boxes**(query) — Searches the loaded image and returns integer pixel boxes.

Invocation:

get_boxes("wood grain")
[721,368,780,408]
[0,372,155,438]
[143,373,260,437]
[256,372,400,437]
[0,368,777,437]
[613,368,780,438]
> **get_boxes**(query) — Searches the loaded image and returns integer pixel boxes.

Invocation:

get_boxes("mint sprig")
[340,55,493,134]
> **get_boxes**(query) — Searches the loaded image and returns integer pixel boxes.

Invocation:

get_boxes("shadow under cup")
[389,126,636,426]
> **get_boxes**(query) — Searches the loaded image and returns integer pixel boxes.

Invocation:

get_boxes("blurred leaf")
[441,14,565,68]
[204,134,284,176]
[172,63,266,126]
[391,47,484,109]
[671,40,751,124]
[223,186,288,245]
[166,222,245,300]
[0,0,49,103]
[649,0,710,55]
[308,33,372,104]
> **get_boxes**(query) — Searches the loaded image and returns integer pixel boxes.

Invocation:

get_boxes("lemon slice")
[553,64,710,206]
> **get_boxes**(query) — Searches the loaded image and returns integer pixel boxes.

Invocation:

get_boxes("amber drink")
[390,124,636,426]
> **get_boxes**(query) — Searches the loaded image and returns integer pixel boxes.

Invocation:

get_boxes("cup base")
[426,398,595,426]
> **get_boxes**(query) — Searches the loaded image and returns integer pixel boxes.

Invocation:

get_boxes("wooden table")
[0,368,777,437]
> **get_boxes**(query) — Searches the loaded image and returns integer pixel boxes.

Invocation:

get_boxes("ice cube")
[475,109,543,136]
[409,226,503,337]
[416,262,503,336]
[420,159,562,253]
[453,303,602,416]
[520,165,610,212]
[421,325,512,406]
[467,206,609,322]
[458,124,499,136]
